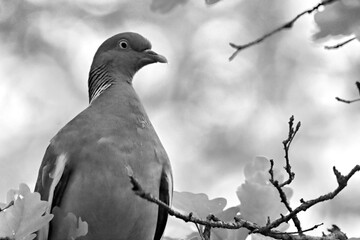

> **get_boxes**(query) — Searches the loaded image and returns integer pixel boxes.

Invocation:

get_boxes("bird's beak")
[143,49,168,63]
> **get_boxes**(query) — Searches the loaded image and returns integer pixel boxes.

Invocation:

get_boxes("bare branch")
[194,223,205,240]
[129,164,360,239]
[280,115,300,188]
[262,225,347,240]
[325,37,356,50]
[263,164,360,232]
[203,215,216,240]
[130,174,261,230]
[129,115,360,240]
[336,81,360,104]
[229,0,340,61]
[286,223,324,235]
[335,97,360,104]
[269,116,302,233]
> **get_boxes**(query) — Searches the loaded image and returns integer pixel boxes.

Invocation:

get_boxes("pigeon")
[35,32,173,240]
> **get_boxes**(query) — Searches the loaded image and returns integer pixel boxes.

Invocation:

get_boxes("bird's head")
[91,32,167,76]
[88,32,167,102]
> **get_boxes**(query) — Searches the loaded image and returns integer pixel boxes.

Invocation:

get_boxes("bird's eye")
[119,40,129,49]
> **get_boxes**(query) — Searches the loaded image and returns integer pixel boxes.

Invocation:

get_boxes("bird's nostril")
[143,49,156,55]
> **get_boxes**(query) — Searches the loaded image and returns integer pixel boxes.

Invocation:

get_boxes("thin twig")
[325,37,356,50]
[336,81,360,104]
[195,223,205,240]
[229,0,339,60]
[335,97,360,104]
[286,223,323,235]
[280,115,300,188]
[0,200,14,212]
[269,116,302,233]
[203,215,216,240]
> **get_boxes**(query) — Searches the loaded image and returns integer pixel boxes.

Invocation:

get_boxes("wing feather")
[34,145,70,240]
[153,168,173,240]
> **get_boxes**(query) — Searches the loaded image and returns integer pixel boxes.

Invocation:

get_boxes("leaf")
[185,232,201,240]
[313,0,360,40]
[173,191,227,219]
[173,192,239,240]
[251,233,277,240]
[205,0,222,5]
[0,183,53,240]
[243,156,285,184]
[51,207,88,240]
[162,237,184,240]
[233,228,249,240]
[150,0,188,14]
[211,206,240,240]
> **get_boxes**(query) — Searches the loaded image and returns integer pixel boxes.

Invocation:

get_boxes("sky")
[0,0,360,238]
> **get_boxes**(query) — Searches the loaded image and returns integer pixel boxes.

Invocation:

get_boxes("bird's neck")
[88,79,146,120]
[88,64,134,104]
[88,64,115,103]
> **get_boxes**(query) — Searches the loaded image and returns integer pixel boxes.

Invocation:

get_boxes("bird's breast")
[50,112,167,239]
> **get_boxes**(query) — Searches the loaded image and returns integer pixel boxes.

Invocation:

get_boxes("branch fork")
[129,116,360,240]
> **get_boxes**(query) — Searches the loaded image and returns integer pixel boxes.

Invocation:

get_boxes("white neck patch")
[89,83,112,104]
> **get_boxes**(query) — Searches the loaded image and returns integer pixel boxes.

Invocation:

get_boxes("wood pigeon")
[34,32,173,240]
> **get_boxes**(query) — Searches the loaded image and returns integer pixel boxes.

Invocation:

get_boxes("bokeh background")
[0,0,360,237]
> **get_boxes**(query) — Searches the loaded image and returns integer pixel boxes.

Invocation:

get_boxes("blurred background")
[0,0,359,237]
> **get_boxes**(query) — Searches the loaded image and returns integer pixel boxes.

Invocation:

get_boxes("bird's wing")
[34,144,71,240]
[153,167,173,240]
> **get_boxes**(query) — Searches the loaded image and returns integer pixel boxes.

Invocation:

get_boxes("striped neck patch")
[88,64,114,103]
